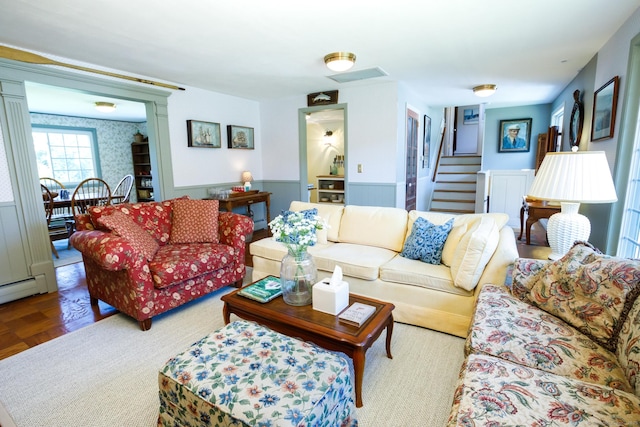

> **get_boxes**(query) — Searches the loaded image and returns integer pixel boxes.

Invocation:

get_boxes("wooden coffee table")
[221,287,395,407]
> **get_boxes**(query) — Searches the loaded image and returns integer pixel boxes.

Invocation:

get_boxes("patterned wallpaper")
[30,113,147,202]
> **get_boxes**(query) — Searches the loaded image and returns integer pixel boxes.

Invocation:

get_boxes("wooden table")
[519,199,561,244]
[221,288,395,407]
[213,191,271,224]
[52,194,124,209]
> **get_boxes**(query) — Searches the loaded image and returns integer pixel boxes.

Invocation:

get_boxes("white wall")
[167,86,262,187]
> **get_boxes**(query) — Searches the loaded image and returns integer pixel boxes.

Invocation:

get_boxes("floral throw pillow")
[528,241,640,352]
[97,211,159,261]
[400,217,454,265]
[169,199,220,244]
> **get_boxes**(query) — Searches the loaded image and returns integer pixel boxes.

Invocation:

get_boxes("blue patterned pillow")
[401,218,454,265]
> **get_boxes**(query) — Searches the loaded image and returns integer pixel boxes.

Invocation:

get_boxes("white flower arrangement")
[269,211,325,257]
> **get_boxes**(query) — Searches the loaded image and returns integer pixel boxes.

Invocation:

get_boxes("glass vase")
[280,248,316,306]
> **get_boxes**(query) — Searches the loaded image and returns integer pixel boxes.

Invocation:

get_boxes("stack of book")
[238,276,282,303]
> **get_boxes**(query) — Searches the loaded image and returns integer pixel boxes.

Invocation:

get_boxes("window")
[551,106,564,151]
[32,125,99,186]
[617,117,640,259]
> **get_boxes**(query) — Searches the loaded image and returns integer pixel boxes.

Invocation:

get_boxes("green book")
[238,276,283,303]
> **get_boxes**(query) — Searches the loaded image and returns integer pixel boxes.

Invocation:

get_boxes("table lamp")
[527,151,617,260]
[241,171,253,192]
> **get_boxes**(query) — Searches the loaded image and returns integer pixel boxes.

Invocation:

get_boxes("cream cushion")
[380,255,472,296]
[450,217,500,291]
[441,223,468,267]
[338,205,408,252]
[289,201,344,243]
[312,243,397,281]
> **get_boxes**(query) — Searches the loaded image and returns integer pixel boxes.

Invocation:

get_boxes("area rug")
[0,287,464,426]
[52,239,82,268]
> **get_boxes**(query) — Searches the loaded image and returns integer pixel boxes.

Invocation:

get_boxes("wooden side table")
[519,199,561,245]
[213,191,271,224]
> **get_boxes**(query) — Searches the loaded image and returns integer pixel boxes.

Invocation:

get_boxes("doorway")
[405,107,419,211]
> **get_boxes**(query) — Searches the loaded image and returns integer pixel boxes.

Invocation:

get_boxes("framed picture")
[307,90,338,107]
[498,118,532,152]
[463,108,479,124]
[591,76,620,142]
[423,115,431,169]
[227,125,254,149]
[187,120,221,148]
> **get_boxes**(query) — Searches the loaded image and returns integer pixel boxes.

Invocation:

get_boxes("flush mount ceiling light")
[95,102,116,113]
[473,84,497,97]
[324,52,356,72]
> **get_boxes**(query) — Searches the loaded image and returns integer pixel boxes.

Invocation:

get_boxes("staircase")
[430,155,481,214]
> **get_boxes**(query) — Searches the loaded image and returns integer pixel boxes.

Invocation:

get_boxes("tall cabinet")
[131,141,154,202]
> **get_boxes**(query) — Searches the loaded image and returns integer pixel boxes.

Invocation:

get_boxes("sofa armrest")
[218,212,254,254]
[70,230,146,271]
[508,258,549,301]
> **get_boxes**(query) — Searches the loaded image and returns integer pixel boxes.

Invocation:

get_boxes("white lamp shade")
[241,171,253,183]
[527,151,617,203]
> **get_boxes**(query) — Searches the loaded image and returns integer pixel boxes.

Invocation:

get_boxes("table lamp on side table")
[241,171,253,192]
[527,151,617,260]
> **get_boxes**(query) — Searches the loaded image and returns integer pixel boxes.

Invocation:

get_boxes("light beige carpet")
[0,287,464,426]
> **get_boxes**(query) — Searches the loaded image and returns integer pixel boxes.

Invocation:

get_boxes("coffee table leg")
[223,303,231,325]
[385,317,394,359]
[353,348,365,408]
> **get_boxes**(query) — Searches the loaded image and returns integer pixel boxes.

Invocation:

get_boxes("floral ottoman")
[158,320,358,427]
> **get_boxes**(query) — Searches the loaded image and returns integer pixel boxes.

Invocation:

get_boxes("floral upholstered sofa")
[70,197,254,330]
[447,242,640,425]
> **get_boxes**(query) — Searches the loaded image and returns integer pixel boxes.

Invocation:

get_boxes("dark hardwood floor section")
[0,226,546,361]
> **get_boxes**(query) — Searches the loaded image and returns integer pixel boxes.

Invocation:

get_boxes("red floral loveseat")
[70,197,253,330]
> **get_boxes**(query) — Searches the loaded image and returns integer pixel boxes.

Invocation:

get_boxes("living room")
[1,1,640,425]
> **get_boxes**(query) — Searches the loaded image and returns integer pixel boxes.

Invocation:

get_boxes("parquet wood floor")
[0,227,546,361]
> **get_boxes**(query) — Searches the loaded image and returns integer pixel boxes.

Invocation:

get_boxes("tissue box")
[313,279,349,315]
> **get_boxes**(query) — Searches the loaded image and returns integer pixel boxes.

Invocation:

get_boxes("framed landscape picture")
[227,125,254,149]
[187,120,221,148]
[591,76,620,141]
[498,118,532,153]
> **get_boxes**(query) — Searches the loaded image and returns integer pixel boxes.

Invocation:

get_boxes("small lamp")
[527,151,617,260]
[241,171,253,192]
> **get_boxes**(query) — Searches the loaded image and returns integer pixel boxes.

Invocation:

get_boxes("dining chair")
[40,177,73,220]
[42,184,70,259]
[111,174,134,204]
[70,178,112,219]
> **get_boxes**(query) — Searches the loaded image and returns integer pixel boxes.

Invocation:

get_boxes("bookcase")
[131,141,154,202]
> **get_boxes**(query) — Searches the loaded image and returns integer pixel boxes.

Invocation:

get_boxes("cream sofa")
[250,201,519,337]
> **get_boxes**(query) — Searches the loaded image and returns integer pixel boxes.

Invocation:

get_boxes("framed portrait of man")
[498,118,532,152]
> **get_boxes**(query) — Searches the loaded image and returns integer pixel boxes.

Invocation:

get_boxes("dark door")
[405,108,419,211]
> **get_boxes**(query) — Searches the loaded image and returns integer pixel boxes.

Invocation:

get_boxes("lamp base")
[244,182,252,192]
[546,202,590,260]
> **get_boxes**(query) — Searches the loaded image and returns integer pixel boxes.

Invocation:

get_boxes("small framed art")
[227,125,254,149]
[498,118,532,153]
[591,76,620,142]
[187,120,221,148]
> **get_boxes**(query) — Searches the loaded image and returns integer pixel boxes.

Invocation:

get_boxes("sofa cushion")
[149,242,234,289]
[616,294,640,396]
[441,223,468,267]
[338,205,408,252]
[311,243,397,281]
[528,241,640,353]
[290,201,344,242]
[170,199,220,244]
[380,255,472,296]
[450,216,500,291]
[406,211,508,243]
[96,211,159,261]
[448,353,640,426]
[400,217,453,264]
[88,199,177,244]
[468,284,633,392]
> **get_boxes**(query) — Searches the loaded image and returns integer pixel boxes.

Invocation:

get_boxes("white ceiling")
[1,0,639,121]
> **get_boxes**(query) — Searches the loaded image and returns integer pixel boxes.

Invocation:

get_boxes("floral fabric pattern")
[448,354,640,426]
[158,320,358,427]
[96,210,159,261]
[170,199,220,244]
[467,284,633,392]
[617,295,640,396]
[527,242,640,352]
[70,203,254,327]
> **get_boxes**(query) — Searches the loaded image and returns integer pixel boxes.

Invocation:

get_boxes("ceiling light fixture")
[324,52,356,72]
[95,102,116,113]
[473,84,497,97]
